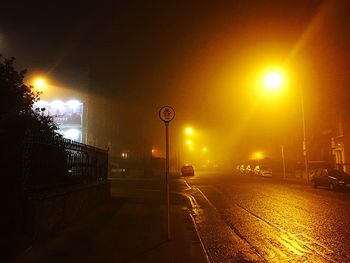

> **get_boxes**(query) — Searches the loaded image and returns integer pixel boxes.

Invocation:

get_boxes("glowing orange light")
[251,151,264,160]
[264,71,283,90]
[185,127,193,136]
[33,77,47,92]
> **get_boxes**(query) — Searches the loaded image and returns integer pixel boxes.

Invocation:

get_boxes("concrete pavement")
[8,176,208,263]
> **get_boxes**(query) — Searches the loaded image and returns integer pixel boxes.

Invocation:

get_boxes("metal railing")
[23,130,108,190]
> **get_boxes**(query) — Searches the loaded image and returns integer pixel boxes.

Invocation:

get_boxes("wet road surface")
[182,171,350,262]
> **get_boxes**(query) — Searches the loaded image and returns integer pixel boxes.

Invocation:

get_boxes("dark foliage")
[0,56,63,249]
[0,55,59,136]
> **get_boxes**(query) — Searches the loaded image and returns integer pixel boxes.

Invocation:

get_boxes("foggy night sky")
[1,1,350,165]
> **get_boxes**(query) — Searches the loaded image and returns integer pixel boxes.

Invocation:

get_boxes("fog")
[2,1,350,169]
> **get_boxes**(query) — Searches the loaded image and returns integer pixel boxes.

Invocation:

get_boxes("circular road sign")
[159,106,175,123]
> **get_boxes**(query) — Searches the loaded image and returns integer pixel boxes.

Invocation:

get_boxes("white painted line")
[183,178,192,190]
[174,191,213,262]
[189,213,213,263]
[193,187,217,211]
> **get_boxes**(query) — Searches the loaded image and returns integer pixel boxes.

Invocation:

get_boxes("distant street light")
[185,127,193,136]
[262,70,309,182]
[251,151,264,160]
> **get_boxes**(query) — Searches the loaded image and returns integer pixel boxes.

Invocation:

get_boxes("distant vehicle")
[238,164,245,174]
[311,168,350,191]
[244,165,254,176]
[181,165,194,176]
[254,165,272,177]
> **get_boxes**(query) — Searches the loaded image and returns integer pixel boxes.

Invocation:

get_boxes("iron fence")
[23,130,108,190]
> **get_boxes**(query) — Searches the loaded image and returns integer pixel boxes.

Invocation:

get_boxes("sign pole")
[159,106,175,241]
[165,122,170,240]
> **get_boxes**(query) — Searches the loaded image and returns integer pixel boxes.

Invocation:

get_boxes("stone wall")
[2,180,110,260]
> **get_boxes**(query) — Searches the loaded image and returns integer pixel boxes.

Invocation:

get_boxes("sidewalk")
[9,176,208,263]
[272,172,309,185]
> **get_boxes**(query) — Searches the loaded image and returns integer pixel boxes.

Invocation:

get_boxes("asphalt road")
[183,170,350,262]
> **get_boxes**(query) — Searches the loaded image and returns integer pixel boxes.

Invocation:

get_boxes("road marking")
[193,186,267,262]
[189,213,213,263]
[177,191,213,263]
[183,178,192,190]
[193,187,218,211]
[195,184,336,262]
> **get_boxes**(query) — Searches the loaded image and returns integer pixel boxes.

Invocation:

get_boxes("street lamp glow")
[264,71,283,90]
[202,147,207,152]
[186,139,192,145]
[251,151,264,160]
[33,77,47,92]
[185,127,193,136]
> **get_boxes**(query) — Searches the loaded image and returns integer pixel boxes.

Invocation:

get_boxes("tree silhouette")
[0,55,59,136]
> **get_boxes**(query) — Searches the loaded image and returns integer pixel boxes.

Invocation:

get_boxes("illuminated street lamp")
[185,127,193,136]
[263,70,309,182]
[264,71,283,90]
[251,151,264,160]
[33,77,47,93]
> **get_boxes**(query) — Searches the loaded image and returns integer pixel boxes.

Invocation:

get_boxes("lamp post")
[300,87,309,182]
[263,71,309,182]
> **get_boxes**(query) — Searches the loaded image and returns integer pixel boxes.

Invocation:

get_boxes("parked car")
[239,164,245,174]
[244,165,254,176]
[310,168,350,191]
[181,165,195,176]
[254,165,272,177]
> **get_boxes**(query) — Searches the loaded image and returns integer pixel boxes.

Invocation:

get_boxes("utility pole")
[300,88,309,182]
[281,145,286,179]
